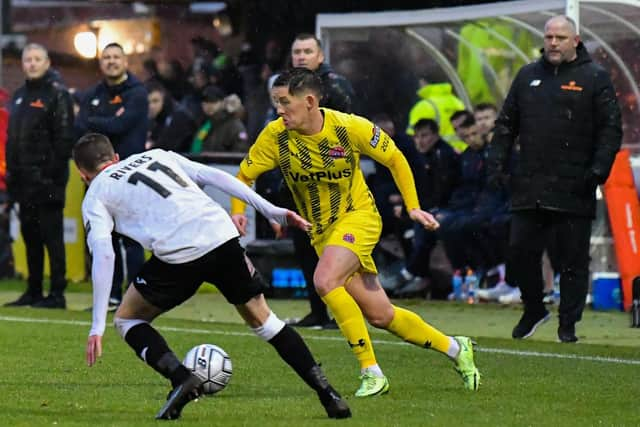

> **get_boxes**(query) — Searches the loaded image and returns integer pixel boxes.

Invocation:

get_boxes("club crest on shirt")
[29,99,44,108]
[561,80,583,92]
[329,146,345,159]
[370,125,381,148]
[342,233,355,244]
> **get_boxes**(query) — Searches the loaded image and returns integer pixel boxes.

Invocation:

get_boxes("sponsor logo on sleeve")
[370,125,381,148]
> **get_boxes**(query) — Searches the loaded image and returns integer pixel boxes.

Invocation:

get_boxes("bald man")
[487,15,622,343]
[5,43,74,308]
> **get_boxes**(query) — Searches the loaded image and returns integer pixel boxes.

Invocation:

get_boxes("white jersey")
[83,149,237,264]
[83,149,290,336]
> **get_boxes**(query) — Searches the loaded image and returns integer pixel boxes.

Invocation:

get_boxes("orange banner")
[603,149,640,311]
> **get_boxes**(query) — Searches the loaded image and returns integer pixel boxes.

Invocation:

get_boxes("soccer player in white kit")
[73,133,351,420]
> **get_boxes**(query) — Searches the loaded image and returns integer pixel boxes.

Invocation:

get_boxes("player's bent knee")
[313,273,341,296]
[114,317,148,339]
[365,308,395,329]
[251,311,285,341]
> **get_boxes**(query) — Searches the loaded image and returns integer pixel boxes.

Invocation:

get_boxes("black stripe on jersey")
[295,138,313,170]
[277,130,290,175]
[334,126,355,168]
[318,138,335,169]
[334,125,355,212]
[328,182,340,226]
[308,182,323,235]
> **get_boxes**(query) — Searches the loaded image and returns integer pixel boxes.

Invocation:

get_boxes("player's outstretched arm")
[182,157,291,226]
[85,237,115,366]
[409,208,440,230]
[86,335,103,366]
[231,214,248,236]
[285,210,311,232]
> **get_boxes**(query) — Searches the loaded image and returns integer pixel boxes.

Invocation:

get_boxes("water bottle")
[451,270,463,301]
[553,274,561,305]
[465,269,478,304]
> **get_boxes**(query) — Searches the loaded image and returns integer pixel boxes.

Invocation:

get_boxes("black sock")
[124,323,191,387]
[267,325,326,393]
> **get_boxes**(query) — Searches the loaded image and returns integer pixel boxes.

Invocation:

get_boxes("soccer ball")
[183,344,233,395]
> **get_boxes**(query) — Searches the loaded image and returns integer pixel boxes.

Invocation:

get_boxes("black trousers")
[290,226,328,321]
[19,201,67,296]
[508,209,591,326]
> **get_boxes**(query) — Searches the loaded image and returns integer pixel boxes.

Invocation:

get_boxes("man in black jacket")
[4,43,74,308]
[487,15,622,342]
[76,42,149,310]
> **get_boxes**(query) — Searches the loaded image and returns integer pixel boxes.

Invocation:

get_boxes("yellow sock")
[322,287,377,369]
[387,305,451,354]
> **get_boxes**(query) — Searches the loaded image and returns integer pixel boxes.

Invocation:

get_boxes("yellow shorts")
[311,210,382,274]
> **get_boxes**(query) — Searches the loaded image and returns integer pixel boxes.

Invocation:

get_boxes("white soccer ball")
[183,344,232,395]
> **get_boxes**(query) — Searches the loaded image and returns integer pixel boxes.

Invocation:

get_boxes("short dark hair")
[201,85,225,102]
[73,133,115,173]
[450,109,474,124]
[145,80,167,97]
[458,114,476,129]
[414,118,439,134]
[273,67,322,98]
[102,42,124,54]
[293,33,322,50]
[474,102,497,113]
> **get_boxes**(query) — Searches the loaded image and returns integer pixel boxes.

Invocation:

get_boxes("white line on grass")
[2,315,639,366]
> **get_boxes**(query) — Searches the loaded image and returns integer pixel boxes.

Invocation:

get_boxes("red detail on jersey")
[29,99,44,108]
[342,233,355,243]
[109,95,123,104]
[329,146,345,158]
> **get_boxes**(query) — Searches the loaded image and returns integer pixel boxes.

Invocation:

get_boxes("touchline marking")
[2,315,639,366]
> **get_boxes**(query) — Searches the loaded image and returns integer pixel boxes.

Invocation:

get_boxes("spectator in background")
[406,78,466,152]
[181,64,211,124]
[4,43,74,308]
[190,86,249,153]
[487,15,622,342]
[75,42,148,311]
[277,33,356,329]
[449,109,474,153]
[473,103,498,143]
[145,81,196,152]
[0,87,13,279]
[393,119,460,297]
[435,116,490,286]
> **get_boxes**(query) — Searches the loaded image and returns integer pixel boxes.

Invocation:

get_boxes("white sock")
[446,337,460,359]
[497,263,506,281]
[400,268,414,281]
[362,364,384,377]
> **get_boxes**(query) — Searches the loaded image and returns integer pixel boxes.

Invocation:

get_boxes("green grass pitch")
[0,280,638,426]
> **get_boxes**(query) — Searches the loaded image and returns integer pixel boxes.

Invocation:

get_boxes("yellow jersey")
[234,108,419,236]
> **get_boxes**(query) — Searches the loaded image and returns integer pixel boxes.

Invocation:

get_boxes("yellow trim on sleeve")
[230,170,254,215]
[387,150,421,212]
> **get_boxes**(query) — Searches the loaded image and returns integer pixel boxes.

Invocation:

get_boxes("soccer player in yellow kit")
[231,68,480,396]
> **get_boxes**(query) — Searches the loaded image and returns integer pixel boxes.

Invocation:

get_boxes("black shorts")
[133,238,267,310]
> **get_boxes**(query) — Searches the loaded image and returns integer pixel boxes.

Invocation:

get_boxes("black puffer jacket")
[487,43,622,217]
[316,63,355,113]
[6,70,74,204]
